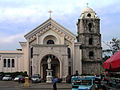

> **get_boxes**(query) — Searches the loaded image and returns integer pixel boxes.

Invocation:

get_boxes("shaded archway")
[40,54,60,81]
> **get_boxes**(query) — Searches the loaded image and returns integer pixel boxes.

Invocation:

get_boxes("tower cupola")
[80,5,99,19]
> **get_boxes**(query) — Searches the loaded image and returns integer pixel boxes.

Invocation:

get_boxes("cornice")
[32,44,68,47]
[28,24,75,43]
[19,42,27,46]
[0,50,23,54]
[24,18,76,42]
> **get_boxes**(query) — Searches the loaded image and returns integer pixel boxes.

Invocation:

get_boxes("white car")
[31,75,41,83]
[2,75,12,81]
[14,75,22,81]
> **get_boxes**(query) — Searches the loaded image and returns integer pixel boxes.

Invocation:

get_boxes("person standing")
[74,70,79,76]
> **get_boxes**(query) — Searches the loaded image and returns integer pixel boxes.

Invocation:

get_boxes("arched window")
[68,48,71,58]
[12,59,15,67]
[8,59,10,67]
[88,23,92,31]
[47,40,54,44]
[89,51,94,59]
[3,59,6,67]
[89,38,93,45]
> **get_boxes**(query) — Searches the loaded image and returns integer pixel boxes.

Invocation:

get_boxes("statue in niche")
[47,57,51,69]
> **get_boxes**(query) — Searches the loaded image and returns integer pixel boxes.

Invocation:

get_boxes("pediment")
[24,18,76,42]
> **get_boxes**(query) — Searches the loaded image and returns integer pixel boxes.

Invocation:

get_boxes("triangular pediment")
[24,18,76,41]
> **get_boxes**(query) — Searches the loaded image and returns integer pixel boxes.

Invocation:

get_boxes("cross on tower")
[48,10,53,18]
[86,3,89,7]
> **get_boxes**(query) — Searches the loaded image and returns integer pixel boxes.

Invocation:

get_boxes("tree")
[110,38,120,55]
[102,49,112,61]
[102,38,120,61]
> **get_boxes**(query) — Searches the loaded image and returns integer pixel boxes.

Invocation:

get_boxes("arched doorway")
[40,54,60,81]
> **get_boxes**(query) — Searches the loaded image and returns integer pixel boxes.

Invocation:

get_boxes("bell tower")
[77,5,102,74]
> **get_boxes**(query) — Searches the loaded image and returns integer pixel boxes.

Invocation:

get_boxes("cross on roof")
[48,10,53,18]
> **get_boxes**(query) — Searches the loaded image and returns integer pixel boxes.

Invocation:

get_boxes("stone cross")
[48,10,53,18]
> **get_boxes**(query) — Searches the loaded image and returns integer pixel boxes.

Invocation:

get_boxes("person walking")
[53,77,58,90]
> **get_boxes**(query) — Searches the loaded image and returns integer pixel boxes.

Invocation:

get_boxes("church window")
[89,38,93,45]
[3,59,6,67]
[8,59,10,67]
[68,48,71,58]
[88,23,92,31]
[12,59,15,67]
[89,51,94,58]
[47,40,54,44]
[87,13,91,17]
[31,47,33,58]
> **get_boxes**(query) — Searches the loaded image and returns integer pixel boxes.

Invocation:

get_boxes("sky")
[0,0,120,50]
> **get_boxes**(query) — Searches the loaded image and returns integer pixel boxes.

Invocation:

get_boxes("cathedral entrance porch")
[40,54,60,81]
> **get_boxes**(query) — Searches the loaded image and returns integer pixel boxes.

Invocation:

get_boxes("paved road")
[0,88,71,90]
[0,81,118,90]
[0,81,71,90]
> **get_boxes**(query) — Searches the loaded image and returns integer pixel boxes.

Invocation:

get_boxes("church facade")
[0,6,102,80]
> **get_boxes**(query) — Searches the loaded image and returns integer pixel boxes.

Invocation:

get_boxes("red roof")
[104,50,120,71]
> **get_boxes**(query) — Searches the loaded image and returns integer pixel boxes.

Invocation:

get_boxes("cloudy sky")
[0,0,120,50]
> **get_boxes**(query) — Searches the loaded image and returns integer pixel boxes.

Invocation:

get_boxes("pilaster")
[33,54,39,75]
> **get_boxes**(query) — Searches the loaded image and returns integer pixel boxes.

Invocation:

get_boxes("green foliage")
[20,71,28,76]
[0,71,28,78]
[110,38,120,54]
[102,38,120,61]
[103,56,110,61]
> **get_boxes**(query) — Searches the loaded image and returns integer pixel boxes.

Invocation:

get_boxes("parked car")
[18,76,25,83]
[2,75,12,81]
[14,75,23,81]
[0,74,3,80]
[31,75,41,83]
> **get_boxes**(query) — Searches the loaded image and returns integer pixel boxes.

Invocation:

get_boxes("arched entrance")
[40,54,60,81]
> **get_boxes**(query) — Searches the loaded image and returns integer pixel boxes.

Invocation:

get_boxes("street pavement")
[0,88,71,90]
[0,81,71,90]
[0,81,118,90]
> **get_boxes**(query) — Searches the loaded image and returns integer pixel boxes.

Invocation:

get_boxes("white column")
[62,54,68,78]
[10,58,12,72]
[71,41,74,75]
[6,58,8,72]
[33,54,38,75]
[60,61,62,78]
[16,56,18,71]
[26,40,30,75]
[1,56,3,72]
